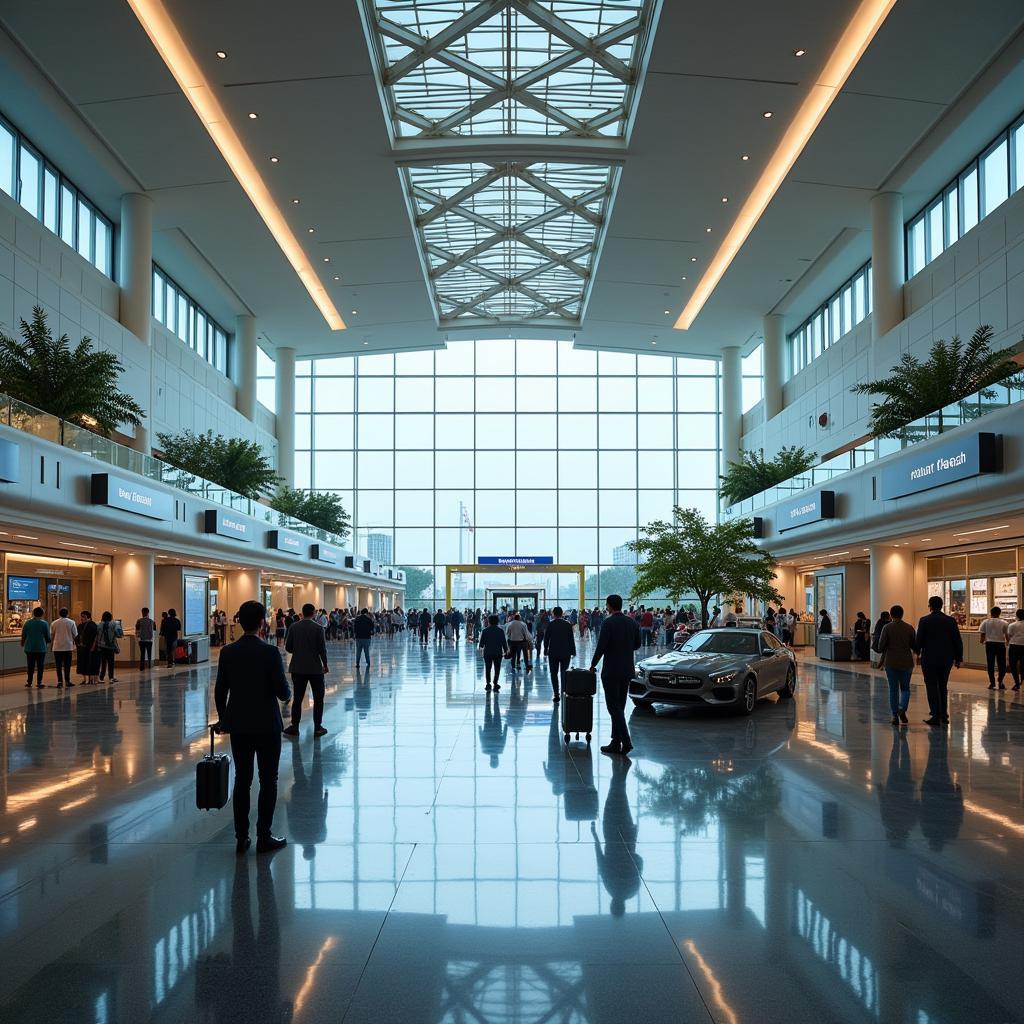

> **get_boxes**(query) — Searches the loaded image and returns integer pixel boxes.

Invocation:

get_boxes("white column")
[225,568,262,615]
[112,553,155,632]
[118,193,154,454]
[869,544,916,659]
[720,345,743,473]
[762,314,786,421]
[234,315,258,421]
[870,191,904,340]
[275,346,296,488]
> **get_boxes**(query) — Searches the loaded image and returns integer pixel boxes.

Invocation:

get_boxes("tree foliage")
[399,566,434,603]
[0,305,145,435]
[720,445,816,506]
[271,487,351,538]
[628,506,781,627]
[850,324,1024,438]
[156,429,282,499]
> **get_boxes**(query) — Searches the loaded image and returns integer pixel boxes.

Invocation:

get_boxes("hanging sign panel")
[877,432,1001,500]
[776,491,836,533]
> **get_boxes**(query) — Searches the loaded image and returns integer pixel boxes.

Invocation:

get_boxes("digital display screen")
[183,576,208,637]
[7,576,39,601]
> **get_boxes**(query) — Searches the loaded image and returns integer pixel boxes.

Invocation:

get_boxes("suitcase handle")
[208,724,217,757]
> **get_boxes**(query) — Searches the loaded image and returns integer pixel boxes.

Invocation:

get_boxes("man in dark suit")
[283,603,329,738]
[214,600,291,854]
[916,595,963,727]
[545,606,576,703]
[590,594,641,756]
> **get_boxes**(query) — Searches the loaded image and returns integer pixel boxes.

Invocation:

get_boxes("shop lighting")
[674,0,896,330]
[952,525,1009,537]
[124,0,346,331]
[825,550,849,557]
[15,534,39,540]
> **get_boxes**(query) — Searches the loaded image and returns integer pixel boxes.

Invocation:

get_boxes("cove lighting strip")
[124,0,346,331]
[674,0,896,330]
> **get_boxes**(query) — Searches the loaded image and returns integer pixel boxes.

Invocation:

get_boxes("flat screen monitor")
[183,575,209,637]
[7,576,40,601]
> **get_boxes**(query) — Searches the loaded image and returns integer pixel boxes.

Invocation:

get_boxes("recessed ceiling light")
[705,227,712,233]
[333,275,340,281]
[307,228,314,233]
[794,48,806,57]
[351,309,358,315]
[651,340,657,346]
[681,276,687,281]
[690,257,697,262]
[920,537,932,541]
[216,50,227,59]
[363,341,368,346]
[323,257,330,262]
[663,309,670,315]
[721,196,728,203]
[741,154,750,161]
[270,156,279,163]
[762,111,773,118]
[247,112,258,119]
[291,198,299,204]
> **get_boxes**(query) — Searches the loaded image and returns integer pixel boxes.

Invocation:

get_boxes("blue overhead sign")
[204,509,252,542]
[878,431,1001,501]
[311,544,339,564]
[91,473,173,521]
[267,529,304,555]
[776,490,835,533]
[479,556,554,566]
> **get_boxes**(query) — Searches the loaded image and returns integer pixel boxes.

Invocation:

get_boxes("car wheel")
[737,676,756,715]
[777,666,796,700]
[631,699,655,714]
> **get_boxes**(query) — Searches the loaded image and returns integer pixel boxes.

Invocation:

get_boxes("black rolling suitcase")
[564,666,597,696]
[196,725,230,810]
[561,693,593,744]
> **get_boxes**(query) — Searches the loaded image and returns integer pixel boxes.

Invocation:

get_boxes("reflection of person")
[506,679,528,734]
[590,594,641,756]
[544,706,567,797]
[287,741,328,860]
[919,730,964,851]
[478,691,508,768]
[875,728,917,847]
[916,596,963,727]
[592,757,642,916]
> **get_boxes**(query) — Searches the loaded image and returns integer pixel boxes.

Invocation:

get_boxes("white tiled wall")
[0,190,277,463]
[744,184,1024,459]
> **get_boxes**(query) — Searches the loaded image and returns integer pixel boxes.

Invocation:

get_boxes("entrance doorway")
[488,588,545,615]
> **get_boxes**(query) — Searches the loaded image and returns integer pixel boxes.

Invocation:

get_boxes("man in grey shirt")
[877,604,918,726]
[283,603,329,737]
[135,607,155,671]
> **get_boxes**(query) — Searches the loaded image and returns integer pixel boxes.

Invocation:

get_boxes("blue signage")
[91,473,173,521]
[878,431,1001,501]
[776,490,835,533]
[479,556,554,566]
[183,575,208,637]
[311,544,338,564]
[267,529,303,555]
[204,509,251,542]
[7,575,39,601]
[0,438,19,482]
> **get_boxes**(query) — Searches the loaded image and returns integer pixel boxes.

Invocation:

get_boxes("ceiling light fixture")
[705,227,712,233]
[308,228,314,233]
[351,309,358,315]
[741,154,750,161]
[681,276,687,281]
[124,0,345,330]
[247,112,258,119]
[762,111,773,118]
[215,50,227,59]
[333,275,340,281]
[674,0,896,331]
[663,309,670,315]
[952,525,1009,537]
[270,156,279,163]
[690,257,697,263]
[794,48,806,57]
[721,197,728,203]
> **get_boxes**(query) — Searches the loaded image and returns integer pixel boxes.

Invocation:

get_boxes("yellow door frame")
[445,564,585,611]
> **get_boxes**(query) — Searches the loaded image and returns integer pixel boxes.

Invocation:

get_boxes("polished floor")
[0,633,1022,1023]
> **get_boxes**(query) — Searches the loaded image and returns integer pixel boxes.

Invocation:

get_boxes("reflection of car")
[631,628,796,714]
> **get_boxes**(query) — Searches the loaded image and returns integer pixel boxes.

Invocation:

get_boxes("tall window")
[742,345,763,414]
[257,347,276,412]
[0,112,113,278]
[788,263,872,378]
[906,109,1024,277]
[295,340,721,602]
[151,265,229,375]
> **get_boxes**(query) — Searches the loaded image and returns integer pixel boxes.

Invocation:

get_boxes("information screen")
[183,576,209,637]
[7,575,39,601]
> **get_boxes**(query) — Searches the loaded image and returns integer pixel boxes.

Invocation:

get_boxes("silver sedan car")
[630,628,796,714]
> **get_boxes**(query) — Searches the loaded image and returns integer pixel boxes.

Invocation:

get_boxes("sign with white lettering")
[267,529,304,555]
[878,431,1001,500]
[204,509,251,542]
[776,490,835,533]
[91,473,173,520]
[0,438,19,482]
[311,544,338,564]
[478,556,554,566]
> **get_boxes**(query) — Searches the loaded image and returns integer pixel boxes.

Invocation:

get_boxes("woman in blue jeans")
[876,604,918,726]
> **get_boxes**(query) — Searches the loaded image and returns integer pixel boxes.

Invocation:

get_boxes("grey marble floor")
[0,633,1021,1023]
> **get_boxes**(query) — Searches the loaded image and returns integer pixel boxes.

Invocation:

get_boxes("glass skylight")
[364,1,657,139]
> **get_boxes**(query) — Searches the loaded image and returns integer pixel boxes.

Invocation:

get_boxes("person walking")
[96,611,123,683]
[160,608,181,668]
[77,610,99,684]
[433,608,446,643]
[1008,608,1024,690]
[505,613,532,671]
[916,595,963,727]
[353,608,374,669]
[283,603,329,738]
[590,594,641,756]
[20,607,50,688]
[51,607,77,688]
[979,606,1009,690]
[214,600,291,855]
[478,614,509,691]
[871,611,891,659]
[135,607,155,671]
[639,607,654,647]
[545,606,576,703]
[418,607,431,645]
[877,605,917,726]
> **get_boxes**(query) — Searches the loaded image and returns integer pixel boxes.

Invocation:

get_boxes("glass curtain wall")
[296,339,720,603]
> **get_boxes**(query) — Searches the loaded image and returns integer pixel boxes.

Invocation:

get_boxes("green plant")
[156,429,282,499]
[850,324,1024,438]
[271,487,351,538]
[0,305,145,434]
[719,445,816,506]
[399,566,434,602]
[629,506,782,628]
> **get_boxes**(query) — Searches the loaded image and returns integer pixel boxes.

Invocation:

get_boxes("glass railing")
[723,381,1023,517]
[0,393,350,548]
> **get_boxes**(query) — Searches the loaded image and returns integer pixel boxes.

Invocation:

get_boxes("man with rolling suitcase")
[590,594,641,756]
[545,606,576,702]
[214,600,291,855]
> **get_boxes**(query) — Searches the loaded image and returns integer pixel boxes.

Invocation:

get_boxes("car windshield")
[678,631,759,656]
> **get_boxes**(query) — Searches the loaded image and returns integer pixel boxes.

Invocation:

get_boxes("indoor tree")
[719,445,816,506]
[398,566,434,603]
[0,305,145,434]
[271,486,351,538]
[628,506,782,628]
[850,324,1024,437]
[156,428,281,499]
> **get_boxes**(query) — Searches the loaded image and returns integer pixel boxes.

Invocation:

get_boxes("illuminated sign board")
[878,432,1001,500]
[776,490,835,533]
[203,509,251,542]
[91,473,173,520]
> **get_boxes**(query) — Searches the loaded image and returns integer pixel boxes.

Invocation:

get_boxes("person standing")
[160,608,181,668]
[590,594,641,756]
[639,607,654,647]
[979,606,1009,690]
[353,608,374,669]
[853,611,871,660]
[818,608,833,635]
[433,608,446,643]
[96,611,123,683]
[283,603,329,738]
[877,605,917,726]
[1008,609,1024,690]
[478,614,509,691]
[418,607,431,645]
[135,607,155,671]
[51,607,77,688]
[214,600,290,855]
[545,606,576,703]
[77,610,99,684]
[916,595,963,727]
[20,607,50,688]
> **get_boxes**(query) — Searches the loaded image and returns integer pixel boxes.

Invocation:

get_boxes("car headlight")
[711,672,737,684]
[636,667,647,679]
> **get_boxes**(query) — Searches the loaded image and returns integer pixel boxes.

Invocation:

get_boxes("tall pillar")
[720,345,743,474]
[870,191,904,340]
[112,553,155,640]
[225,568,262,615]
[275,346,296,488]
[92,563,113,616]
[118,193,154,454]
[234,315,258,421]
[762,314,785,421]
[869,544,916,651]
